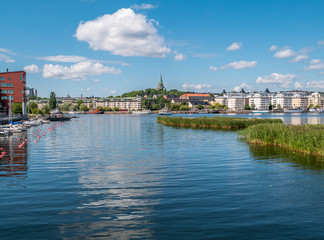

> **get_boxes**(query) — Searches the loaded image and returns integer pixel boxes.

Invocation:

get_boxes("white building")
[227,97,246,111]
[95,97,142,110]
[249,93,271,110]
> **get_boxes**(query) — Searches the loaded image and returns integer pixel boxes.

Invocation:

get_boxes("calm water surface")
[1,113,324,239]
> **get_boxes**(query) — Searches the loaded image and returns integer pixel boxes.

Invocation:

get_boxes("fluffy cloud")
[0,53,14,63]
[289,54,308,63]
[274,47,296,58]
[304,59,324,71]
[209,66,218,71]
[226,42,242,51]
[131,3,158,10]
[39,55,88,62]
[269,45,278,51]
[294,81,304,88]
[182,83,212,91]
[318,41,324,45]
[43,61,121,80]
[256,73,296,88]
[234,82,252,92]
[23,64,40,73]
[305,81,324,90]
[174,53,186,61]
[75,8,171,57]
[0,48,14,54]
[210,61,257,71]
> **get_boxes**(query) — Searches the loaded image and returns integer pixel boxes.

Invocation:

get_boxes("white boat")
[284,109,303,113]
[2,124,27,133]
[318,109,324,113]
[158,108,172,115]
[252,110,269,113]
[309,108,317,112]
[132,110,152,115]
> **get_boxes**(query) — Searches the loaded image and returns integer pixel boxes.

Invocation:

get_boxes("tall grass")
[157,116,283,129]
[239,123,324,156]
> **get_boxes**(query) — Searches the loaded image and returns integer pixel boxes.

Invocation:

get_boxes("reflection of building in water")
[0,134,28,178]
[289,117,302,125]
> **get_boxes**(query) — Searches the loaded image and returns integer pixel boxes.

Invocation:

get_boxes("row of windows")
[0,77,12,81]
[0,83,14,87]
[1,96,14,100]
[1,90,14,94]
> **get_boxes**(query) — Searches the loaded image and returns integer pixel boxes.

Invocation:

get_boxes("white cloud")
[256,73,296,88]
[274,47,296,58]
[318,72,324,76]
[269,45,278,51]
[209,66,218,71]
[304,59,324,71]
[305,81,324,90]
[23,64,40,73]
[182,83,212,91]
[75,8,171,57]
[289,55,308,63]
[220,60,257,70]
[86,88,91,92]
[294,81,304,88]
[0,48,14,54]
[131,3,158,10]
[93,79,100,82]
[174,53,186,61]
[318,41,324,45]
[226,42,242,51]
[0,53,14,63]
[42,61,121,80]
[39,55,88,62]
[234,82,252,92]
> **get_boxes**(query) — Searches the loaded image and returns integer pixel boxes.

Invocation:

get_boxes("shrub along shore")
[156,116,283,129]
[239,123,324,157]
[157,116,324,157]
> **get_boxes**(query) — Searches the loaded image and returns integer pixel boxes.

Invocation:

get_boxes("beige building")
[94,97,142,110]
[308,92,324,108]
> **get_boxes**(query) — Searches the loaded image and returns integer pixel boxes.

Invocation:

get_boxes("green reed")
[157,116,283,129]
[239,123,324,156]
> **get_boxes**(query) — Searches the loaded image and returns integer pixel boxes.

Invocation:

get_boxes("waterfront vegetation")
[239,123,324,157]
[157,116,282,129]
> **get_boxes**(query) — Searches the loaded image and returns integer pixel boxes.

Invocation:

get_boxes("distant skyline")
[1,0,324,97]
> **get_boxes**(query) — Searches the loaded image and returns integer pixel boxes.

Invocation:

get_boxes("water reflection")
[248,143,324,170]
[0,133,28,178]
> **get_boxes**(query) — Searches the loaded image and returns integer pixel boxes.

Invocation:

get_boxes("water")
[1,114,324,239]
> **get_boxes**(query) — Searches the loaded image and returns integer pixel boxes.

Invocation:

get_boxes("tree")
[80,103,89,111]
[89,102,94,110]
[48,92,57,110]
[213,103,224,109]
[269,104,273,110]
[97,106,103,110]
[170,104,181,111]
[42,104,50,114]
[196,104,204,110]
[180,105,190,111]
[277,104,281,109]
[112,107,119,111]
[29,96,37,100]
[27,101,38,114]
[12,103,22,114]
[245,104,251,110]
[251,103,256,110]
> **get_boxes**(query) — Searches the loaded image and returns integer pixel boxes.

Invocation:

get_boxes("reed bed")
[157,116,283,129]
[239,123,324,156]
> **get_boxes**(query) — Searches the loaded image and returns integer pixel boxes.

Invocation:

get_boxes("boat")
[284,109,303,113]
[2,124,27,133]
[132,110,152,115]
[87,109,104,114]
[309,108,317,112]
[252,110,269,113]
[158,108,172,115]
[318,109,324,113]
[47,114,72,121]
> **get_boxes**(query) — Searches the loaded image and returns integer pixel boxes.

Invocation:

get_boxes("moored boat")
[132,110,152,115]
[284,109,303,113]
[158,108,172,115]
[87,109,104,114]
[252,110,269,113]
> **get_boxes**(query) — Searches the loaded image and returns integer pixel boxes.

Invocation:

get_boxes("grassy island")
[157,116,283,129]
[239,123,324,157]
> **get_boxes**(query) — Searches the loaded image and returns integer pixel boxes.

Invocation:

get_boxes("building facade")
[0,70,27,114]
[180,93,212,101]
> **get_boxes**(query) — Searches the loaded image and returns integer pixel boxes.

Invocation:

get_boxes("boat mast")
[8,97,12,124]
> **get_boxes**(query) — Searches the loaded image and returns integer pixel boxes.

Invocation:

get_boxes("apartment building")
[0,70,27,114]
[249,93,271,110]
[95,97,142,110]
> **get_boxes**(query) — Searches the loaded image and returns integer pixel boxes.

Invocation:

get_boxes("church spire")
[157,74,165,91]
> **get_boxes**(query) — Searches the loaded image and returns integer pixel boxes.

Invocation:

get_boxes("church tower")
[157,74,166,91]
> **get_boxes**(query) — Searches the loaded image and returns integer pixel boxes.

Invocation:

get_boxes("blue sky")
[0,0,324,97]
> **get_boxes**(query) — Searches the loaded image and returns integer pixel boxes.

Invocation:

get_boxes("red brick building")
[0,70,26,114]
[179,93,212,101]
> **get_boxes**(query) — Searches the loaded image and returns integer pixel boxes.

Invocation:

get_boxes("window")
[22,96,24,100]
[22,90,24,94]
[1,90,7,94]
[8,90,13,94]
[10,96,13,100]
[20,74,22,81]
[0,77,4,81]
[7,83,13,87]
[1,96,7,100]
[1,83,7,87]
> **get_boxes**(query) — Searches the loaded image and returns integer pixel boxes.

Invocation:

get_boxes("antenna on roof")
[6,68,8,72]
